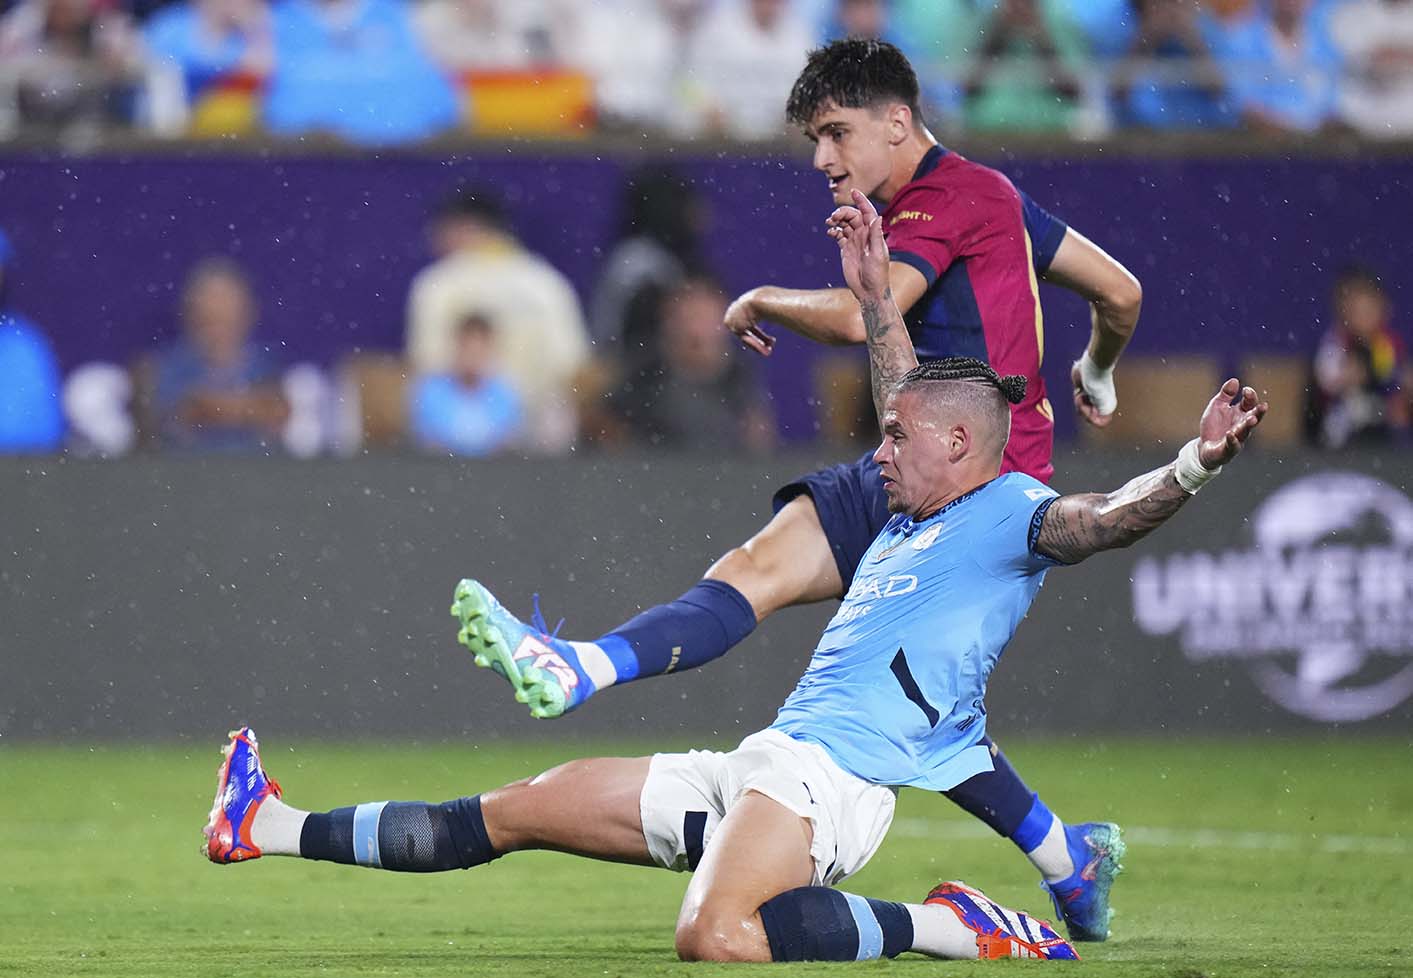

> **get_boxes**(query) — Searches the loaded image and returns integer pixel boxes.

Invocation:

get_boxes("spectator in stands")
[614,276,774,454]
[1057,0,1135,60]
[589,166,706,375]
[823,0,887,39]
[572,0,704,133]
[1204,0,1341,134]
[263,0,457,145]
[1308,265,1410,448]
[414,0,565,72]
[142,0,273,108]
[962,0,1087,133]
[150,257,288,453]
[0,228,65,453]
[0,0,146,138]
[1329,0,1413,138]
[683,0,814,140]
[406,189,590,454]
[1118,0,1234,129]
[409,312,523,457]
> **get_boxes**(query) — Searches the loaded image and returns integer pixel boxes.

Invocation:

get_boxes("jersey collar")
[910,144,948,182]
[889,476,999,537]
[877,146,948,213]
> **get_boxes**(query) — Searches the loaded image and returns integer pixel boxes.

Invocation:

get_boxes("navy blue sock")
[758,887,913,961]
[298,795,501,871]
[942,737,1042,846]
[595,579,756,681]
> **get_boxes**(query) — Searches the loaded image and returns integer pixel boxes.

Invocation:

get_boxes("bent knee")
[674,913,769,963]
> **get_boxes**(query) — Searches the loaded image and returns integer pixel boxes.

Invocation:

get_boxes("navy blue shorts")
[772,450,892,592]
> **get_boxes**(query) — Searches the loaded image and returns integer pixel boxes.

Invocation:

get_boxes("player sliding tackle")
[447,39,1145,944]
[204,191,1266,965]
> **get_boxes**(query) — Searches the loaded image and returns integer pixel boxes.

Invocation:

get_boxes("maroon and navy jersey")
[881,146,1068,484]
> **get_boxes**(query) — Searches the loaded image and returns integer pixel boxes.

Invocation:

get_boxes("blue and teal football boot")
[451,578,598,719]
[1042,821,1126,942]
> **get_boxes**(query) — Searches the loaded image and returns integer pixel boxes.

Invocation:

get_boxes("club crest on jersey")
[912,524,944,551]
[512,635,579,690]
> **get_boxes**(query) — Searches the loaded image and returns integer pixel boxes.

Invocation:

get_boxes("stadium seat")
[1082,354,1222,447]
[336,353,409,451]
[1238,355,1308,447]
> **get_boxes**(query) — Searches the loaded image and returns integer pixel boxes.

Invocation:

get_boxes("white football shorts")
[638,728,897,886]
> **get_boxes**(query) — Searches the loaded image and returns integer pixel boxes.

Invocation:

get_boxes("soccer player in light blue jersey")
[203,191,1266,964]
[451,40,1147,945]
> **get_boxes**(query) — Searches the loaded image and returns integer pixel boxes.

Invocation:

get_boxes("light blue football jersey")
[771,472,1063,792]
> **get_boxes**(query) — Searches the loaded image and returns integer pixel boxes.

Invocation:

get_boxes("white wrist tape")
[1174,437,1221,494]
[1076,352,1117,415]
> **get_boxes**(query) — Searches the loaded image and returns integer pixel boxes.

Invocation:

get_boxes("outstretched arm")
[724,262,929,356]
[1042,228,1143,428]
[825,189,919,422]
[1036,379,1268,563]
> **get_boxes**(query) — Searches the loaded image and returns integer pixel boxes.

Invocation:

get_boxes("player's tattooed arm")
[1036,378,1268,564]
[1035,466,1190,564]
[829,189,919,424]
[859,289,919,424]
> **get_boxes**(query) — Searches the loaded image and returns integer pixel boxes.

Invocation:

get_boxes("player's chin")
[882,481,905,512]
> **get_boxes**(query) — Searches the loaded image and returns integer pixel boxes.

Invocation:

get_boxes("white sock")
[904,902,989,959]
[1025,814,1075,883]
[568,640,618,690]
[250,796,310,856]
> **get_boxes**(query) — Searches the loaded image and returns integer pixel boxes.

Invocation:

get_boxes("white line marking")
[889,818,1411,856]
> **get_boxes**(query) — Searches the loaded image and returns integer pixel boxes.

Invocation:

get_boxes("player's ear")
[887,103,911,145]
[948,423,969,463]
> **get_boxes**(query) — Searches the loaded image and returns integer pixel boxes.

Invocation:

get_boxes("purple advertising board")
[2,149,1410,441]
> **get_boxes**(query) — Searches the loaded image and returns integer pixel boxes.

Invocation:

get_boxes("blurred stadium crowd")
[0,176,785,457]
[1,0,1410,460]
[0,175,1408,458]
[2,0,1412,145]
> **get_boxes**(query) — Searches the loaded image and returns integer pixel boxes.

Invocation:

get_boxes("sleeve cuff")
[890,250,939,288]
[1027,495,1074,566]
[1034,222,1068,272]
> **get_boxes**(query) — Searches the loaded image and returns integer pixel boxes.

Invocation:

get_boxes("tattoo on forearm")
[1037,466,1191,563]
[860,288,919,424]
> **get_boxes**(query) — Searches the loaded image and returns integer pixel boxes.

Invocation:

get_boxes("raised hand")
[1035,379,1270,565]
[1070,359,1116,428]
[826,189,890,302]
[1197,378,1268,469]
[723,290,776,357]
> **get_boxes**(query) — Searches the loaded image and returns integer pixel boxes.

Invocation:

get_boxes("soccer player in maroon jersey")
[453,39,1141,942]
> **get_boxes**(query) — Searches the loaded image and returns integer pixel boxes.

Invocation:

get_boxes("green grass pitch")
[2,736,1408,977]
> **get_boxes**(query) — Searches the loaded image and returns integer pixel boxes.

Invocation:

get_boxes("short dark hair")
[622,166,700,258]
[786,38,922,128]
[898,356,1027,405]
[1334,263,1383,295]
[438,188,507,231]
[457,312,495,337]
